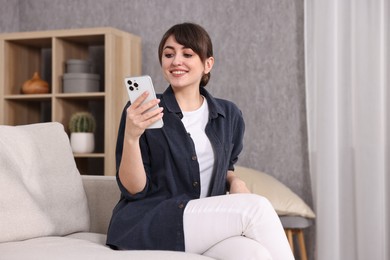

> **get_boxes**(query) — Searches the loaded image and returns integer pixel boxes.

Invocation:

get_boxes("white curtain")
[305,1,389,260]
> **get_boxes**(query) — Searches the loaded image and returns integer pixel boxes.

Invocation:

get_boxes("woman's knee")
[230,193,276,217]
[243,193,273,206]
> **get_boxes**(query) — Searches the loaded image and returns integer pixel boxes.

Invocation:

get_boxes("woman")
[107,22,294,260]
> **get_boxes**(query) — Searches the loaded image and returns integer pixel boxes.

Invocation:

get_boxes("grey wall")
[1,0,314,258]
[0,0,19,32]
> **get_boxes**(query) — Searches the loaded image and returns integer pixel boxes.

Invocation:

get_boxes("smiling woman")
[106,22,294,260]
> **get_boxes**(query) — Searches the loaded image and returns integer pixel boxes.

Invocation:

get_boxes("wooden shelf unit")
[0,27,142,176]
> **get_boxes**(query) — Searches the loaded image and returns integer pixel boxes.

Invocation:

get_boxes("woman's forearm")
[118,137,147,195]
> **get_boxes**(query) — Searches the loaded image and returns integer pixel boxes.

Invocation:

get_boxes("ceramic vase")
[22,72,49,94]
[70,132,95,153]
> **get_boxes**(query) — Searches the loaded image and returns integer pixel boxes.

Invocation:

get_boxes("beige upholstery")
[82,175,120,234]
[0,122,89,243]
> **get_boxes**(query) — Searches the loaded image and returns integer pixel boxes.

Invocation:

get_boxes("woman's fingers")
[131,91,150,108]
[137,98,161,115]
[126,91,163,131]
[128,91,160,114]
[141,106,164,122]
[132,106,163,128]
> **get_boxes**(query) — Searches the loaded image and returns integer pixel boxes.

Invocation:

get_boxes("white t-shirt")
[181,97,214,198]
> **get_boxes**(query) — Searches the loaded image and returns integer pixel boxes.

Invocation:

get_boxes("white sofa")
[0,122,315,260]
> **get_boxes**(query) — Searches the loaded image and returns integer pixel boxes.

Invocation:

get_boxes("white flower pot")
[70,132,95,153]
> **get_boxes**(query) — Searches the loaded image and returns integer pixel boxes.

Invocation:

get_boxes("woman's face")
[161,35,213,90]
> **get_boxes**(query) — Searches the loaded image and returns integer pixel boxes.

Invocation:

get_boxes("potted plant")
[68,111,96,153]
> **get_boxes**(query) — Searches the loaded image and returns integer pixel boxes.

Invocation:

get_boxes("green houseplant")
[68,112,96,153]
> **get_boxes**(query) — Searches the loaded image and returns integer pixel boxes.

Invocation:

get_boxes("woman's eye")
[184,53,193,58]
[164,53,174,58]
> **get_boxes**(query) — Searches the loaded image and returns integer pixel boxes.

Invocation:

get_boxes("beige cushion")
[0,236,214,260]
[235,166,315,218]
[82,175,120,234]
[0,122,90,243]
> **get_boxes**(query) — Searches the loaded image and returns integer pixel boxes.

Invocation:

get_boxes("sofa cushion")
[235,166,315,218]
[0,122,89,243]
[0,236,214,260]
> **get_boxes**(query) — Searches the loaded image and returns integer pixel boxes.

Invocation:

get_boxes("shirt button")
[178,203,184,209]
[193,181,199,187]
[191,155,197,161]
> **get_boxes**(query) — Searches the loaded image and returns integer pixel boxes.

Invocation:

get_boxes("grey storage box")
[66,59,92,73]
[63,73,100,93]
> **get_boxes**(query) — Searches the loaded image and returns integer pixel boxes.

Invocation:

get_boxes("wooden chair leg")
[285,228,308,260]
[285,229,294,252]
[296,229,308,260]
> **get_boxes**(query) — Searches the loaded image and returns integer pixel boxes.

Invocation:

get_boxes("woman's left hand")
[227,171,251,194]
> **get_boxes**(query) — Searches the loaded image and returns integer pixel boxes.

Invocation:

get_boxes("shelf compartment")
[53,36,105,94]
[74,157,104,176]
[4,38,52,95]
[55,98,105,153]
[4,99,51,125]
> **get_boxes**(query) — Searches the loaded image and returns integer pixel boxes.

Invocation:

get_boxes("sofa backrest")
[0,122,90,243]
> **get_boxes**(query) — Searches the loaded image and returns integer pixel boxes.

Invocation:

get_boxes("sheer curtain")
[304,1,389,260]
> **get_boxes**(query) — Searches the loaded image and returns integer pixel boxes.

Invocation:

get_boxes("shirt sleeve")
[228,108,245,171]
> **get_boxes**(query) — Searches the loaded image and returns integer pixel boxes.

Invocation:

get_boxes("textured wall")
[0,0,313,257]
[0,0,19,32]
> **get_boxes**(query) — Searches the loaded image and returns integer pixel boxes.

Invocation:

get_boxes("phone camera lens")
[134,83,138,88]
[129,86,134,91]
[127,80,132,85]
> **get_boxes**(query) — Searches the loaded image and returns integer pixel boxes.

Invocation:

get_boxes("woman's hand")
[125,91,164,140]
[227,171,251,194]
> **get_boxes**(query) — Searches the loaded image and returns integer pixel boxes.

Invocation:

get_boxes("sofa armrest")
[82,175,120,234]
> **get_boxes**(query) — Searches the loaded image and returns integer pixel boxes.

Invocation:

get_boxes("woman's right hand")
[125,91,164,140]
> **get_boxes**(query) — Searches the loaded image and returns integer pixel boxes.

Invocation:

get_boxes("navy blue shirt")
[106,86,245,251]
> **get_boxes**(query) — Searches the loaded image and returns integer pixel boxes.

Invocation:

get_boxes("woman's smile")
[170,69,188,76]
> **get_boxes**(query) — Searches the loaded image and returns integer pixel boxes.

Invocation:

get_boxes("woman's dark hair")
[158,23,213,87]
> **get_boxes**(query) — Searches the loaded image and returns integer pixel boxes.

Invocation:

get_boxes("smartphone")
[124,75,164,129]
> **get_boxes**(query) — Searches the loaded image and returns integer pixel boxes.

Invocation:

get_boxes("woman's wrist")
[124,132,141,146]
[226,171,236,188]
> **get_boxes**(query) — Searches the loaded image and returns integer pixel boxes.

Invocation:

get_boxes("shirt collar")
[162,86,226,119]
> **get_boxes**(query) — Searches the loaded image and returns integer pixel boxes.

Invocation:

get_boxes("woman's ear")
[204,57,214,74]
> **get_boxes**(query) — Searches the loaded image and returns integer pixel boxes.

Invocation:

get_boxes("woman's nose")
[172,55,182,65]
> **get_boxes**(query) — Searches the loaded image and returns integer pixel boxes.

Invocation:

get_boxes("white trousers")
[183,194,295,260]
